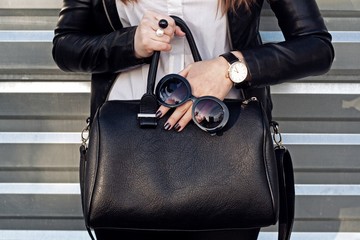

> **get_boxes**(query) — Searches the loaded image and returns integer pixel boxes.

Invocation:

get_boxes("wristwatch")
[220,52,249,86]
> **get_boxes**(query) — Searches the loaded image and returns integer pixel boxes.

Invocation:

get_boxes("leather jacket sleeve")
[240,0,335,88]
[52,0,146,73]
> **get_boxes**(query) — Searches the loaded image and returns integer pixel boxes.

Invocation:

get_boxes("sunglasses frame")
[155,74,229,134]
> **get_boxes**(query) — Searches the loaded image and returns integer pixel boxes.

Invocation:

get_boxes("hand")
[157,56,234,132]
[134,11,185,58]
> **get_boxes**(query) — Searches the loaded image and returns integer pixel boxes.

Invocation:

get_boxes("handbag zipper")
[242,96,258,104]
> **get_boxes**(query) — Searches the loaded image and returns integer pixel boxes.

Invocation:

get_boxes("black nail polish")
[156,110,162,118]
[174,123,181,132]
[164,123,171,130]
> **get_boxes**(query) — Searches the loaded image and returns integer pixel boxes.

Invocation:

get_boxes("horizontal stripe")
[296,184,360,196]
[259,232,360,240]
[282,134,360,145]
[0,230,89,240]
[0,31,53,42]
[1,133,360,145]
[271,83,360,95]
[0,183,80,195]
[0,82,90,93]
[261,31,360,43]
[0,0,61,9]
[1,183,360,196]
[0,132,81,144]
[1,82,359,94]
[0,231,360,240]
[0,31,358,43]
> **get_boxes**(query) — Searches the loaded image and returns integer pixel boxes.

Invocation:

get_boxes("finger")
[156,105,170,119]
[163,101,192,131]
[173,106,193,132]
[154,16,185,37]
[141,12,174,39]
[174,26,186,37]
[135,32,172,56]
[151,41,172,52]
[178,64,191,78]
[136,12,176,57]
[138,26,172,52]
[149,25,175,50]
[152,32,172,43]
[152,16,176,38]
[151,24,175,38]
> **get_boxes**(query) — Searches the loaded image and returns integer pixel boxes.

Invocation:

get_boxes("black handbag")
[80,16,294,240]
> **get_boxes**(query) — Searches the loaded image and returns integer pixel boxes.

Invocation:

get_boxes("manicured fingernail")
[164,122,171,130]
[174,123,181,132]
[156,110,162,118]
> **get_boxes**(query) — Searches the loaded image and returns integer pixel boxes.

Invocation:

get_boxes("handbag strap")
[138,16,202,128]
[146,16,202,94]
[272,120,295,240]
[275,147,295,240]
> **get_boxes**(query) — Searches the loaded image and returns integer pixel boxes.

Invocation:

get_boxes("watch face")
[229,62,248,83]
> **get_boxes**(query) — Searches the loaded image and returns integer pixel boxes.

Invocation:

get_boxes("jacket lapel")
[102,0,123,30]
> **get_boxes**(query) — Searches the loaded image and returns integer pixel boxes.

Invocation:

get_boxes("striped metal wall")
[0,0,359,239]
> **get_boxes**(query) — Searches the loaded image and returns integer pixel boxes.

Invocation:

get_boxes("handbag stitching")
[87,110,102,226]
[259,101,278,223]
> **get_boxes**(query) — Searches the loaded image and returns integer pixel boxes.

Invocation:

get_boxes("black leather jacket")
[52,0,334,121]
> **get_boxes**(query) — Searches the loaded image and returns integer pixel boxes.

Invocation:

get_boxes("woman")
[53,0,334,239]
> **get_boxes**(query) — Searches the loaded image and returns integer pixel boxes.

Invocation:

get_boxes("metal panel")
[0,119,85,132]
[0,0,359,237]
[0,171,78,183]
[0,0,61,9]
[0,42,56,69]
[0,93,89,117]
[0,16,58,30]
[272,94,360,119]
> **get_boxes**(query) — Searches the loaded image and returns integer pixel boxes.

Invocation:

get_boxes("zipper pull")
[242,97,258,104]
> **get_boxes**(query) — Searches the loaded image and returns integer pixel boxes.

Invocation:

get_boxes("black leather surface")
[83,99,279,231]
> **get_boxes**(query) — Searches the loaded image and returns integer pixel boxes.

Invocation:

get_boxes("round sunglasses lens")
[193,99,225,129]
[158,77,188,106]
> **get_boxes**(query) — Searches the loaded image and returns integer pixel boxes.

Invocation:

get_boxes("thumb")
[178,64,191,78]
[174,26,186,37]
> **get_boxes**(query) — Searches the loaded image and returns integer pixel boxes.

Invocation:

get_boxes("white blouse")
[108,0,241,100]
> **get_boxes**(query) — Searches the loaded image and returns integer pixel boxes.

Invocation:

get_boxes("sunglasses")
[155,74,229,134]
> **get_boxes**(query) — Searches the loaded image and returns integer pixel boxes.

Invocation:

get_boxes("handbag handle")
[139,16,202,128]
[146,16,202,95]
